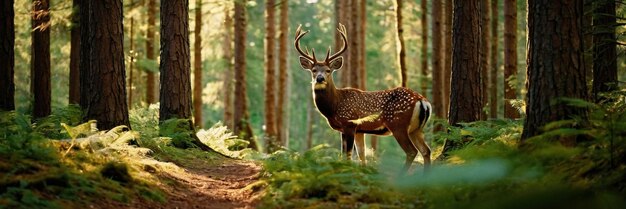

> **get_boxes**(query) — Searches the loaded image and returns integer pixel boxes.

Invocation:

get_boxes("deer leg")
[354,133,366,165]
[341,133,355,160]
[392,130,418,171]
[410,129,431,171]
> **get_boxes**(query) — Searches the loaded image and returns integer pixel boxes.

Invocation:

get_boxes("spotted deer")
[295,24,432,171]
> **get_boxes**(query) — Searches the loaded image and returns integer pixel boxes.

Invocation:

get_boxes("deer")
[294,24,433,171]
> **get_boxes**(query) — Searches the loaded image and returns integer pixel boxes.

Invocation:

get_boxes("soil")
[92,159,262,209]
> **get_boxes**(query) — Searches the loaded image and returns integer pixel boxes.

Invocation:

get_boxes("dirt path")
[99,159,263,209]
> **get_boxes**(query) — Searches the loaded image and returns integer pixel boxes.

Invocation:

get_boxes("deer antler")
[295,24,316,63]
[325,23,348,64]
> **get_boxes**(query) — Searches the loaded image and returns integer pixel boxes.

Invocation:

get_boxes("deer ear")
[329,57,343,70]
[299,56,314,70]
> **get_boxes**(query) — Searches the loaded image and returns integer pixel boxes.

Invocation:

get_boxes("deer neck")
[313,79,339,118]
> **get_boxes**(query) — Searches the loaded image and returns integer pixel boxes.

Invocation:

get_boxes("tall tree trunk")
[449,0,482,125]
[193,0,203,128]
[431,0,444,120]
[277,0,289,147]
[339,0,351,87]
[522,0,588,142]
[69,0,80,105]
[396,0,407,87]
[0,0,15,111]
[79,0,90,110]
[222,8,234,130]
[443,0,452,118]
[358,0,366,90]
[145,0,157,104]
[265,0,278,152]
[31,0,51,119]
[85,0,129,130]
[234,0,258,150]
[503,0,519,119]
[420,0,428,95]
[479,0,490,120]
[128,18,134,108]
[591,0,617,102]
[583,0,593,82]
[489,0,498,118]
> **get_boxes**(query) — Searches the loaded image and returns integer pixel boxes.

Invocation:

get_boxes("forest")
[1,0,626,208]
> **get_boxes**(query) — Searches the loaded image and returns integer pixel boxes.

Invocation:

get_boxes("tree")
[193,0,203,128]
[234,0,258,150]
[479,0,490,120]
[420,0,428,94]
[222,8,234,130]
[431,0,444,120]
[0,0,15,111]
[591,0,617,102]
[449,0,482,125]
[443,0,452,118]
[79,0,90,109]
[396,0,407,87]
[503,0,519,119]
[128,17,135,108]
[69,0,80,105]
[31,0,51,119]
[84,0,129,130]
[265,0,278,151]
[145,0,157,104]
[522,0,588,142]
[489,0,498,118]
[276,0,289,147]
[349,0,362,89]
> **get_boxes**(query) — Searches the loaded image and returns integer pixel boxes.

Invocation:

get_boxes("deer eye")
[311,69,317,73]
[325,69,331,73]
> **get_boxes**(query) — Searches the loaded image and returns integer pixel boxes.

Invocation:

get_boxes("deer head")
[295,24,348,90]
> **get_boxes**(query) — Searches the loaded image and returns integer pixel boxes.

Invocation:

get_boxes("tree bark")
[222,8,234,130]
[503,0,519,119]
[0,0,15,111]
[31,0,51,119]
[489,0,498,118]
[85,0,129,130]
[145,0,157,104]
[79,0,90,110]
[396,0,407,87]
[69,0,80,105]
[420,0,428,95]
[449,0,482,125]
[193,0,203,128]
[234,0,258,150]
[479,0,490,120]
[431,0,444,120]
[265,0,278,152]
[128,18,134,108]
[522,0,588,142]
[277,0,289,147]
[443,0,452,118]
[591,0,617,102]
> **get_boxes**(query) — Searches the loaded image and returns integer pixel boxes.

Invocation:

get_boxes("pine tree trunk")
[234,0,257,150]
[431,0,444,120]
[222,8,234,130]
[145,0,157,104]
[85,0,129,130]
[0,0,15,111]
[69,0,80,105]
[591,0,617,102]
[489,0,498,118]
[349,0,360,88]
[265,0,278,152]
[339,0,351,87]
[193,0,203,128]
[522,0,587,142]
[79,0,90,110]
[420,0,428,95]
[443,0,452,118]
[128,18,134,108]
[479,0,490,120]
[277,0,289,147]
[503,0,519,119]
[31,0,51,119]
[396,0,407,87]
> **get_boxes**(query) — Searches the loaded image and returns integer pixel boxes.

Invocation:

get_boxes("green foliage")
[197,123,255,159]
[159,118,197,149]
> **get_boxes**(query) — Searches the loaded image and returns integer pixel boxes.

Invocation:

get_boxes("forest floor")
[96,158,262,209]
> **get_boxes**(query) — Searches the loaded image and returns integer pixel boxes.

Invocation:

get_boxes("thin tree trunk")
[306,96,315,150]
[489,0,498,118]
[591,0,617,102]
[522,0,587,142]
[277,0,289,147]
[479,0,490,120]
[503,0,519,119]
[443,0,452,118]
[431,0,444,120]
[396,0,407,87]
[0,0,15,111]
[193,0,203,128]
[265,0,278,152]
[234,0,257,150]
[222,8,234,130]
[69,0,80,105]
[145,0,157,104]
[128,18,134,108]
[85,0,129,130]
[349,0,360,88]
[420,0,428,95]
[339,0,351,87]
[79,0,90,110]
[32,0,51,119]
